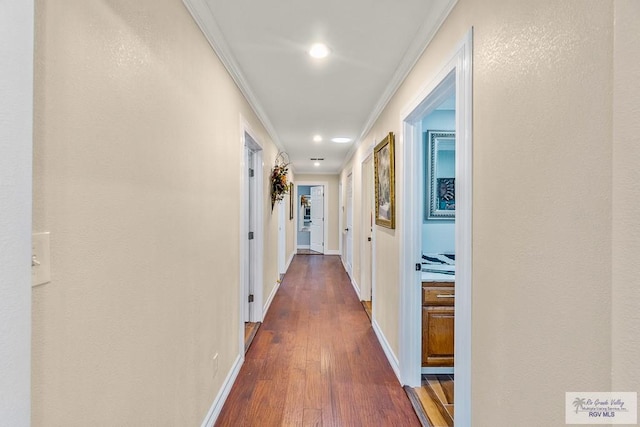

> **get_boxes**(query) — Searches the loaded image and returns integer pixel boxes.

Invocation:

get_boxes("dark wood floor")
[216,255,420,427]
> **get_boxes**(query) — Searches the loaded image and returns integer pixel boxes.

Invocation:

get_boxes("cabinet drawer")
[422,288,455,305]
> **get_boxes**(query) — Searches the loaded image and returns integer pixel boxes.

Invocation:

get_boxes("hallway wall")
[341,0,625,425]
[32,0,282,425]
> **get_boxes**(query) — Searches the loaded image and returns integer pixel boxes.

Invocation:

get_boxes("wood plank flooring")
[361,300,372,322]
[405,375,454,427]
[244,322,261,353]
[216,255,420,427]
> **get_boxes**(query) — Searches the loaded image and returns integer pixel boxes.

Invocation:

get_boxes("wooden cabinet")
[422,281,454,367]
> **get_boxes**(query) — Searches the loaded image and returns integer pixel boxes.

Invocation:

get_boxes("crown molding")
[339,0,458,172]
[181,0,284,152]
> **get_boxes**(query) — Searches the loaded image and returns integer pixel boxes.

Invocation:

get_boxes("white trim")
[359,154,374,303]
[398,29,473,425]
[263,280,281,318]
[452,30,474,427]
[350,278,361,300]
[297,245,310,250]
[277,201,286,275]
[200,354,243,427]
[339,0,459,172]
[285,252,295,272]
[240,118,265,329]
[324,250,341,256]
[372,320,401,383]
[181,0,284,153]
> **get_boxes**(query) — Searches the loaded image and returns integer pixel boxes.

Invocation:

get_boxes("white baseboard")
[263,279,281,316]
[286,251,295,271]
[297,244,310,249]
[372,319,401,383]
[324,249,340,255]
[350,277,361,299]
[200,353,243,427]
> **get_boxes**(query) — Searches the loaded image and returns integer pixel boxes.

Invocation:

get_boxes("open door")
[310,186,324,254]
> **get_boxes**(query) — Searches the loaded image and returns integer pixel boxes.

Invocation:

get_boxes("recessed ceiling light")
[314,162,320,167]
[331,137,351,143]
[309,43,330,59]
[313,135,322,142]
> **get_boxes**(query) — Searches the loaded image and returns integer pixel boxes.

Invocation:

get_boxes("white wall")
[0,2,33,425]
[32,0,280,424]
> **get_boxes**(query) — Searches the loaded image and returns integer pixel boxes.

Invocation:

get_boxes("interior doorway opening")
[296,182,328,255]
[399,30,473,425]
[360,156,374,322]
[240,124,264,354]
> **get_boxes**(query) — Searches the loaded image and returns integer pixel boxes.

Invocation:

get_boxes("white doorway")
[240,124,264,339]
[398,30,473,424]
[343,173,354,277]
[277,199,286,279]
[296,182,328,255]
[309,186,325,254]
[360,157,374,319]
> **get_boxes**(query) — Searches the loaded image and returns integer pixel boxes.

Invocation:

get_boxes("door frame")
[398,29,473,425]
[296,181,329,254]
[343,172,354,278]
[359,154,374,303]
[239,118,264,352]
[277,199,286,279]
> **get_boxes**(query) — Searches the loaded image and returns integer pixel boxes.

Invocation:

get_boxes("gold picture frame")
[289,183,294,220]
[374,132,396,229]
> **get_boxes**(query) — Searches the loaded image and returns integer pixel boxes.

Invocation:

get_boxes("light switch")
[32,232,51,287]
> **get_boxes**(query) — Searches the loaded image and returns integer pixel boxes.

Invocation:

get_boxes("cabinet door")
[422,306,455,367]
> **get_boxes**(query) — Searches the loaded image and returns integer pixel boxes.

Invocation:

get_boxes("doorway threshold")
[244,321,261,353]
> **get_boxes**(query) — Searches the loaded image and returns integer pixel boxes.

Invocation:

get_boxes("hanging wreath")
[271,152,290,210]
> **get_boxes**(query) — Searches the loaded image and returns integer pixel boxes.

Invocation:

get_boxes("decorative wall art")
[270,151,290,210]
[374,132,396,229]
[425,130,456,220]
[289,182,294,220]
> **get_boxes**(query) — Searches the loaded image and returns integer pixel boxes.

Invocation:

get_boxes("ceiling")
[183,0,457,173]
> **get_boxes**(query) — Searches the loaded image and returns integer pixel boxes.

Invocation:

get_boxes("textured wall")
[612,0,640,394]
[32,0,279,424]
[342,0,617,425]
[0,1,33,425]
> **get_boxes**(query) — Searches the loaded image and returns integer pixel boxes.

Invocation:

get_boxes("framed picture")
[289,183,294,220]
[374,132,396,229]
[425,130,455,220]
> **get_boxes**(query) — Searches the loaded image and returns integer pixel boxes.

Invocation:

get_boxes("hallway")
[216,255,420,426]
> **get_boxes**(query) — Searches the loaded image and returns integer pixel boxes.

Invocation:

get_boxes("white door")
[245,147,256,322]
[310,186,324,253]
[277,199,286,278]
[361,158,373,301]
[345,174,353,275]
